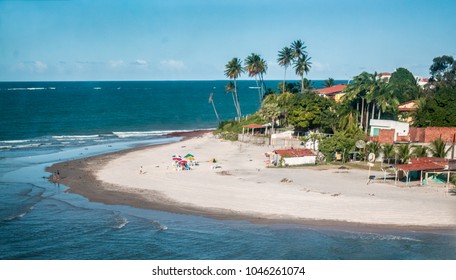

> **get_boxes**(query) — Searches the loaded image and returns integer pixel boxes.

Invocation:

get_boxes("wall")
[371,126,456,144]
[409,127,456,143]
[378,129,395,144]
[283,156,316,166]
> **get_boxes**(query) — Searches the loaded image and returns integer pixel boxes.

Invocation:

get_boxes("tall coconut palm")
[208,91,220,125]
[429,138,451,158]
[291,39,307,60]
[294,54,312,93]
[245,53,268,104]
[373,82,399,119]
[277,46,293,93]
[343,72,377,130]
[225,81,239,120]
[224,57,244,120]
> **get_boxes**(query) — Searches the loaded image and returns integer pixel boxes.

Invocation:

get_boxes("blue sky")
[0,0,455,81]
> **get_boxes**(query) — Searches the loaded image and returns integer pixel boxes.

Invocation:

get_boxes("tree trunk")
[377,107,381,119]
[233,79,241,120]
[365,103,370,134]
[282,66,287,93]
[360,97,365,129]
[301,76,304,93]
[371,102,375,122]
[211,100,220,125]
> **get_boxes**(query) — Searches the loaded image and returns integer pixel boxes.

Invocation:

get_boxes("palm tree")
[382,143,395,164]
[324,77,335,88]
[366,141,381,158]
[245,53,268,104]
[373,82,399,119]
[277,47,293,93]
[208,89,220,125]
[412,145,428,158]
[224,57,244,120]
[429,138,451,158]
[343,72,377,130]
[291,39,307,60]
[396,144,411,164]
[294,54,312,93]
[225,81,239,119]
[259,95,281,135]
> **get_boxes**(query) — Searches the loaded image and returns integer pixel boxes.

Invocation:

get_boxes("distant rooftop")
[315,84,346,95]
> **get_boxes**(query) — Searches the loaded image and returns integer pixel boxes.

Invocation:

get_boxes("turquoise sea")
[0,80,455,260]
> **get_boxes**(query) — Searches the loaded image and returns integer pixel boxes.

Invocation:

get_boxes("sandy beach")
[48,132,456,230]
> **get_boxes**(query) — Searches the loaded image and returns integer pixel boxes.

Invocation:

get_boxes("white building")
[370,119,409,140]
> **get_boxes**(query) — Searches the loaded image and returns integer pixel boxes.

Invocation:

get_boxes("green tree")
[382,143,395,164]
[412,145,428,158]
[294,54,312,93]
[343,72,377,131]
[396,144,411,164]
[389,68,421,103]
[287,93,335,132]
[259,94,281,134]
[290,39,307,60]
[429,55,456,88]
[319,127,365,163]
[413,87,456,127]
[277,47,293,93]
[366,141,381,158]
[324,77,335,88]
[224,58,244,120]
[429,138,451,158]
[245,53,268,104]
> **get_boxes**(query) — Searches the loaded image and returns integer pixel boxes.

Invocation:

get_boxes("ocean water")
[1,81,455,260]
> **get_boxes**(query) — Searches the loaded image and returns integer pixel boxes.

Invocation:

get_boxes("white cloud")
[13,61,48,73]
[110,60,126,68]
[133,59,148,66]
[312,61,328,72]
[160,59,185,71]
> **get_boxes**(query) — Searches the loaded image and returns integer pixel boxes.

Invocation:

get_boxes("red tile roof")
[315,84,346,95]
[273,148,315,158]
[396,157,449,171]
[396,162,446,171]
[410,157,448,164]
[243,124,265,129]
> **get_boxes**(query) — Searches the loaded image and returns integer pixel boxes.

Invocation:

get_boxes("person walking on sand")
[139,166,143,175]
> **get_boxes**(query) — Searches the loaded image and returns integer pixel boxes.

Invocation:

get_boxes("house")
[272,148,316,166]
[315,84,346,102]
[369,119,410,143]
[398,100,418,123]
[377,72,392,83]
[415,76,430,88]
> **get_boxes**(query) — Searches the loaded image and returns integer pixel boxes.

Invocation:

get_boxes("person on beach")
[139,166,143,174]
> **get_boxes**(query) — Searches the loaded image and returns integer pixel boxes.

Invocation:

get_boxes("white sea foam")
[52,135,100,140]
[7,87,48,91]
[113,129,196,138]
[343,232,422,242]
[112,213,129,229]
[1,140,30,144]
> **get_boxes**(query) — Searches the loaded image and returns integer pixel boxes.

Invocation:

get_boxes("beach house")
[272,148,316,167]
[315,84,346,102]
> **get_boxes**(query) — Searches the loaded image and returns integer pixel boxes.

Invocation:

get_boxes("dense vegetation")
[216,41,456,167]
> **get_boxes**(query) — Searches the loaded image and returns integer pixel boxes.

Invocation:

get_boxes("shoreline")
[46,131,456,233]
